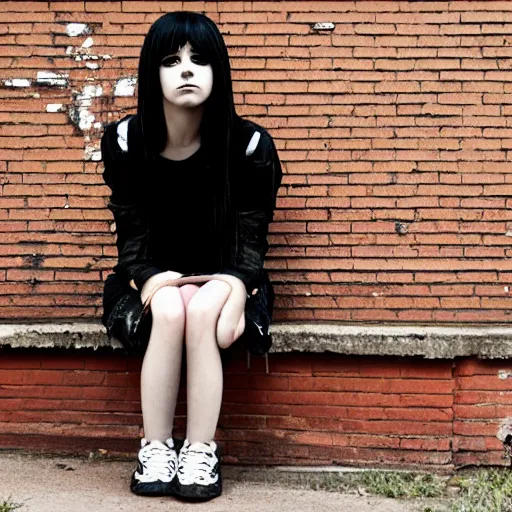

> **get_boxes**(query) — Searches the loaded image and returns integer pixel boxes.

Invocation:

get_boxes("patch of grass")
[228,465,512,511]
[360,470,446,499]
[359,467,512,511]
[0,496,23,512]
[447,468,512,512]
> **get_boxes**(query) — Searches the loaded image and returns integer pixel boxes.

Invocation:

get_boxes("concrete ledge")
[1,321,512,359]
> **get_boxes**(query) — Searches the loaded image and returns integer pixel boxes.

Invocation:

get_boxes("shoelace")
[137,440,177,483]
[178,441,218,485]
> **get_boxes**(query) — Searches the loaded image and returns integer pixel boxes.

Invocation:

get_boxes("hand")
[140,270,183,305]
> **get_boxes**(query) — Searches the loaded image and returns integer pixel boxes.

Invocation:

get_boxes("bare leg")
[140,286,188,442]
[184,280,245,444]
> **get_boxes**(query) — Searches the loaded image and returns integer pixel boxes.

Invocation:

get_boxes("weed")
[0,496,23,512]
[447,468,512,512]
[360,470,446,499]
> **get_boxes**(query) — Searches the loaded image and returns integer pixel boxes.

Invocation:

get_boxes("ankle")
[186,439,212,446]
[142,433,174,442]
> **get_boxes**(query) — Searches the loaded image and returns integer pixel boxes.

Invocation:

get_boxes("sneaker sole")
[173,481,222,501]
[130,473,176,497]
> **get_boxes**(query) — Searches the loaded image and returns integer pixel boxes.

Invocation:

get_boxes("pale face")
[159,42,213,109]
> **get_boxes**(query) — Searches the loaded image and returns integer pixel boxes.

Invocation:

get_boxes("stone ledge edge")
[1,321,512,359]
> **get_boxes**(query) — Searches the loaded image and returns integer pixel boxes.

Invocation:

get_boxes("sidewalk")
[0,452,449,512]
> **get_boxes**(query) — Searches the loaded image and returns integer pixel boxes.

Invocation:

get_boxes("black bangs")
[156,14,216,64]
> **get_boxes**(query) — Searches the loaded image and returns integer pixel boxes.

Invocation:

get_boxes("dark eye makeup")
[161,55,178,67]
[161,53,209,67]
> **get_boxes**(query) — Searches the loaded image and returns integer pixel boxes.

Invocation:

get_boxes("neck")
[162,101,204,148]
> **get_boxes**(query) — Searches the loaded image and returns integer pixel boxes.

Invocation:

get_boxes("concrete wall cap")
[1,322,512,359]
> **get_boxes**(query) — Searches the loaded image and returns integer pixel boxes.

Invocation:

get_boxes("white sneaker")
[130,437,178,496]
[175,439,222,500]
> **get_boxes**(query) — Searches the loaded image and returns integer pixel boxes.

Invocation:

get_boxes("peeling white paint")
[498,370,512,380]
[3,78,31,87]
[114,77,137,97]
[66,23,89,37]
[59,35,108,162]
[81,37,93,48]
[84,145,101,161]
[36,71,68,87]
[312,22,335,31]
[69,84,103,132]
[46,103,63,113]
[102,54,112,60]
[79,113,95,131]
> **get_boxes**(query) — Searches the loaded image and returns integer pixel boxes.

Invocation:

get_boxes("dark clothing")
[148,149,221,275]
[100,113,283,354]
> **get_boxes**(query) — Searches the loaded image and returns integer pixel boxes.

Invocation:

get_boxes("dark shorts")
[101,272,272,357]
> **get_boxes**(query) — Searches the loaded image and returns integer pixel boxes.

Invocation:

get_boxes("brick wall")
[1,1,511,324]
[2,346,512,469]
[2,0,512,470]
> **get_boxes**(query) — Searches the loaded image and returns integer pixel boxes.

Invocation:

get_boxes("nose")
[181,69,193,79]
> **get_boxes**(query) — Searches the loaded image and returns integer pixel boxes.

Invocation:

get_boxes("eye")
[161,55,179,67]
[191,54,209,66]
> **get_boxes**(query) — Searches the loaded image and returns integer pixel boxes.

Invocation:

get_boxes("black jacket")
[100,114,283,296]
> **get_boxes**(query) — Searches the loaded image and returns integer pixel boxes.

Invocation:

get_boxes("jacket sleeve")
[220,130,283,292]
[101,123,163,291]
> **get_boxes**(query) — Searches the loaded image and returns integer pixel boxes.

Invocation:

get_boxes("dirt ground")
[0,452,450,512]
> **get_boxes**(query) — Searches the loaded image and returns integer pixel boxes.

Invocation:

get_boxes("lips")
[177,84,198,89]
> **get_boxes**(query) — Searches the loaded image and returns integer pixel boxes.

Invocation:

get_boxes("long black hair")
[135,11,237,266]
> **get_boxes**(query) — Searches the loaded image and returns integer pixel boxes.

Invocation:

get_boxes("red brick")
[453,421,501,437]
[455,390,512,405]
[454,451,508,467]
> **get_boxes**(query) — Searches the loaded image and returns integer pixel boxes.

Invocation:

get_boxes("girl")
[100,11,282,502]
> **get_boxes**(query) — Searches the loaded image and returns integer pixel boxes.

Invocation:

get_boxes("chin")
[164,96,203,109]
[178,97,206,108]
[179,101,203,108]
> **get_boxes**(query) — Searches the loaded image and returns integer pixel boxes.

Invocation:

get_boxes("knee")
[150,289,186,327]
[185,297,217,329]
[185,297,224,351]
